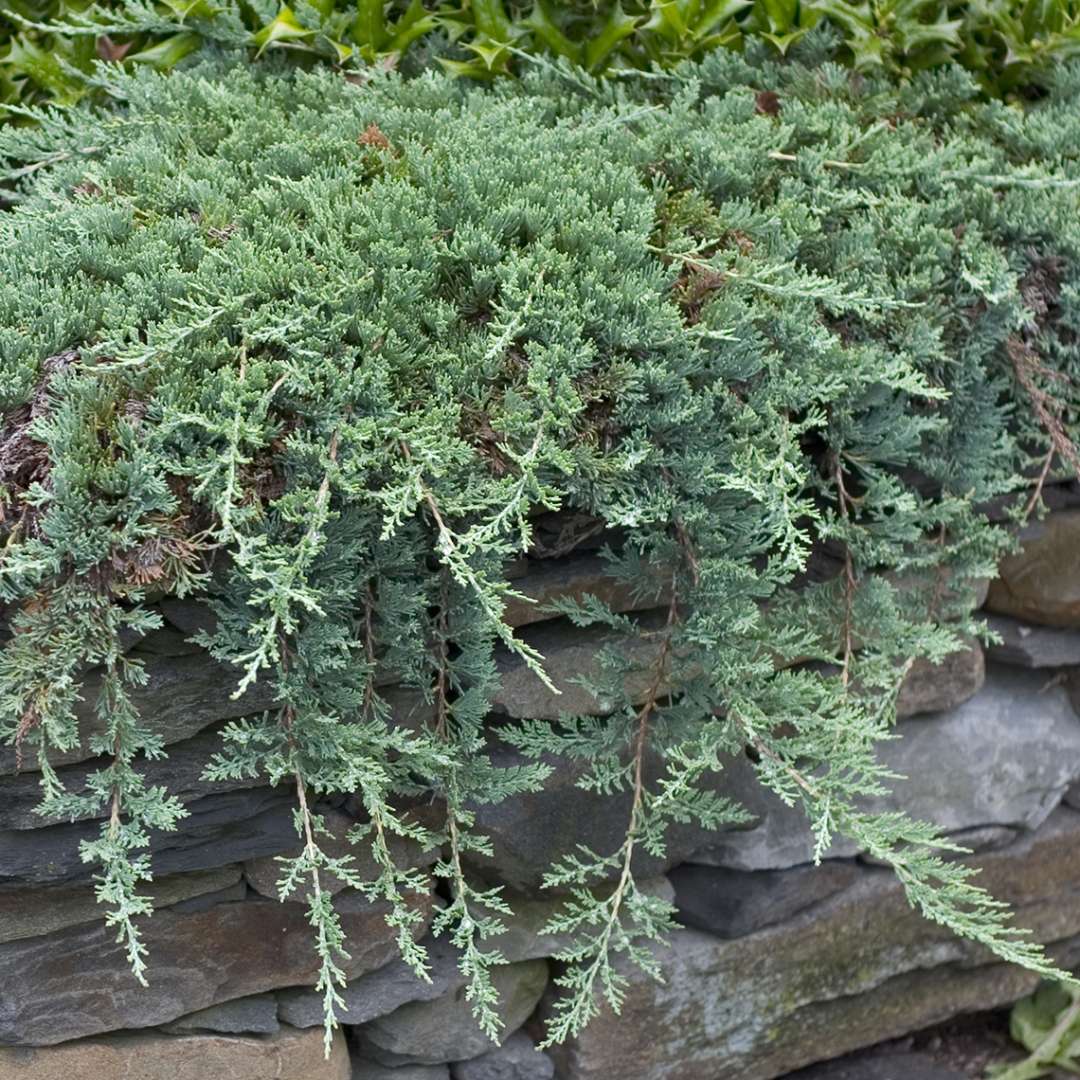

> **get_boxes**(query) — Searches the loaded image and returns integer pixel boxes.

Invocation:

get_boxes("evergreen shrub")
[1,52,1079,1048]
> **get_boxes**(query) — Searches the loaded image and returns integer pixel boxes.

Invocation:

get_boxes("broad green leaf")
[472,0,512,41]
[126,32,203,68]
[756,0,799,34]
[253,7,315,54]
[525,0,583,61]
[351,0,388,49]
[389,0,439,52]
[692,0,753,38]
[584,1,639,70]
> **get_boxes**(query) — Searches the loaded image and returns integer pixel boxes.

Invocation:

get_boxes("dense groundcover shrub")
[4,0,1080,115]
[2,52,1080,1047]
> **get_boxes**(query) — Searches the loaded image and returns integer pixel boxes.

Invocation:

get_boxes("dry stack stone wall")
[3,498,1080,1079]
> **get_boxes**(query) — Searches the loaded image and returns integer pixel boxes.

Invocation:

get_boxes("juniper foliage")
[1,51,1079,1050]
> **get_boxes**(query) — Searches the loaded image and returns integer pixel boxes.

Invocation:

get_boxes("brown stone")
[0,866,242,945]
[895,638,985,718]
[986,511,1080,627]
[0,1024,349,1080]
[546,808,1080,1080]
[492,612,672,720]
[501,555,670,629]
[0,887,433,1045]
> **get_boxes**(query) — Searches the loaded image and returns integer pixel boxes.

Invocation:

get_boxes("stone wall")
[2,503,1080,1080]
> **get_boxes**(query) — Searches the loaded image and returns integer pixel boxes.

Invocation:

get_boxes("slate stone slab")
[358,959,549,1066]
[279,878,628,1030]
[464,744,723,893]
[0,787,298,888]
[545,809,1080,1080]
[279,936,462,1029]
[0,727,261,831]
[500,554,670,629]
[451,1032,555,1080]
[985,614,1080,668]
[0,1024,349,1079]
[245,807,436,901]
[693,663,1080,871]
[491,616,667,721]
[0,866,242,944]
[670,861,860,939]
[987,510,1080,627]
[0,888,433,1045]
[0,650,279,776]
[895,639,984,718]
[160,993,280,1035]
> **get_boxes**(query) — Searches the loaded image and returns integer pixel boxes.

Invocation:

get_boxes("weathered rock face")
[0,728,261,831]
[670,861,861,939]
[451,1032,555,1080]
[0,787,298,887]
[4,510,1080,1080]
[895,639,985,718]
[491,618,665,721]
[693,663,1080,870]
[790,1050,967,1080]
[0,865,242,944]
[243,807,435,901]
[465,746,720,892]
[0,651,279,776]
[501,554,670,630]
[986,511,1080,627]
[546,808,1080,1080]
[0,889,432,1045]
[358,960,549,1066]
[0,1024,350,1080]
[160,994,280,1035]
[984,614,1080,668]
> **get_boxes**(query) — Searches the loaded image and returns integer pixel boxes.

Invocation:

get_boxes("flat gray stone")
[359,959,549,1066]
[465,744,726,893]
[491,616,667,721]
[693,664,1080,870]
[0,727,261,830]
[279,936,462,1029]
[670,861,860,939]
[451,1032,555,1080]
[279,877,620,1031]
[160,993,279,1035]
[501,554,670,629]
[0,865,241,944]
[985,614,1080,667]
[0,787,298,887]
[0,887,433,1045]
[245,807,436,901]
[0,650,278,776]
[895,639,984,718]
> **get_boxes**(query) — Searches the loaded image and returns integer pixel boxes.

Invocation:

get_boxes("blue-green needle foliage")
[1,50,1079,1050]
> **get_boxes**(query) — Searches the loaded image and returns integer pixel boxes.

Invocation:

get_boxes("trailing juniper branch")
[1,47,1079,1052]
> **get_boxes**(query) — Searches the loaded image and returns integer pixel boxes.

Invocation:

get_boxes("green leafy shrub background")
[1,50,1079,1049]
[3,0,1080,117]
